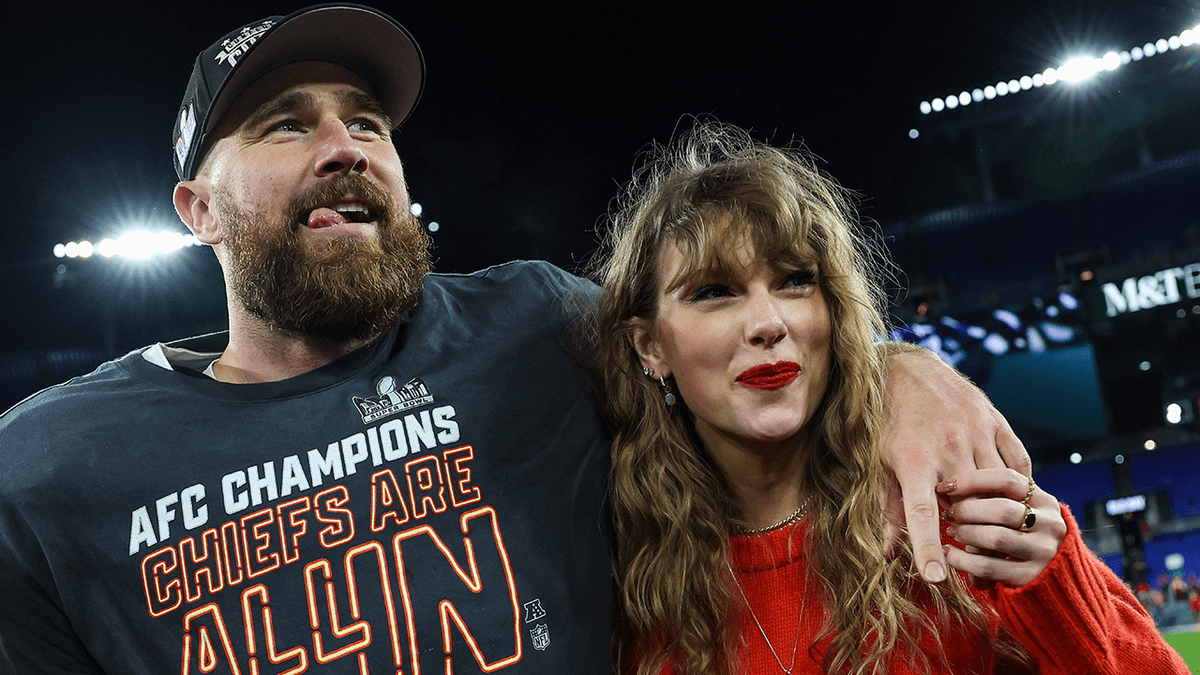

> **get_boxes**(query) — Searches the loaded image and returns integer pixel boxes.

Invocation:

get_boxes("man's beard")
[217,175,432,343]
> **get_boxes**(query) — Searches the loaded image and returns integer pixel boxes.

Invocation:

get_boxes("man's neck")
[213,307,378,383]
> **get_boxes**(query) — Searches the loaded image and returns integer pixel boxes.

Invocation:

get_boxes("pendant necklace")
[728,497,811,674]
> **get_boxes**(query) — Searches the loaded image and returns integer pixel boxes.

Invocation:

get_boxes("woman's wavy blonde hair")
[586,121,1001,675]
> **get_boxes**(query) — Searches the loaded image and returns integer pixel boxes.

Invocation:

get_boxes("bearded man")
[0,5,1029,674]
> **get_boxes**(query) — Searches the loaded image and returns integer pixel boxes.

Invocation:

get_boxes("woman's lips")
[736,361,801,390]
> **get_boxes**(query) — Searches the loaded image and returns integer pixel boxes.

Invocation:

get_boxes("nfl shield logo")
[531,624,550,651]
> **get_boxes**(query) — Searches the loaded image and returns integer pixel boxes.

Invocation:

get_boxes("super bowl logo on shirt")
[353,376,435,423]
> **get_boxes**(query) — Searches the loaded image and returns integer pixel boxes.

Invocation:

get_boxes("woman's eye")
[689,284,732,302]
[782,269,817,289]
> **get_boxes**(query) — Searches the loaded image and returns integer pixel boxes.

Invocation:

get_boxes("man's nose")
[314,121,369,176]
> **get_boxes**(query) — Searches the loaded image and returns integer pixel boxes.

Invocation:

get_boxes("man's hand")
[878,343,1031,583]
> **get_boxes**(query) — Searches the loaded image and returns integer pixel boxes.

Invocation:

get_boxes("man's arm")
[878,342,1031,583]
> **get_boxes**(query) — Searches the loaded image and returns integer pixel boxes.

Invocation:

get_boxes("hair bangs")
[658,201,822,298]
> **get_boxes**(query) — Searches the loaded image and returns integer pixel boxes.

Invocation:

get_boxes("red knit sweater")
[669,505,1187,674]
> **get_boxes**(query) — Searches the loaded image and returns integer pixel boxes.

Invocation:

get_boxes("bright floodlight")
[920,100,933,114]
[55,230,201,261]
[409,202,423,217]
[917,20,1200,115]
[1057,56,1099,82]
[932,97,945,111]
[1070,453,1082,464]
[908,128,920,139]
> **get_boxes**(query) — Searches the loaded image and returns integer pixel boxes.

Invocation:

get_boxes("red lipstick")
[736,361,801,390]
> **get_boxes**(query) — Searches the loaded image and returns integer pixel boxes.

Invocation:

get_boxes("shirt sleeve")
[993,504,1189,675]
[0,499,101,674]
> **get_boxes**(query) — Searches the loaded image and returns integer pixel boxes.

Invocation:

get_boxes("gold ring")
[1019,505,1037,532]
[1022,475,1036,506]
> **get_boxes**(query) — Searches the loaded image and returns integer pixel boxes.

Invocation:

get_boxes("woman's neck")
[698,424,812,531]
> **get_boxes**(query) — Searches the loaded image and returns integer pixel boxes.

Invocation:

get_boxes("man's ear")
[173,178,222,245]
[629,318,670,379]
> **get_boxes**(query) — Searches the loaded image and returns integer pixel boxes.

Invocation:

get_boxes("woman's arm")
[940,468,1189,674]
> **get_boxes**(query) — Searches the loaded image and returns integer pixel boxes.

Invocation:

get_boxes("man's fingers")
[880,479,905,557]
[994,417,1032,477]
[904,492,948,583]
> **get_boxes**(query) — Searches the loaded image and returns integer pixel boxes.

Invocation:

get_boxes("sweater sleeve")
[993,504,1189,675]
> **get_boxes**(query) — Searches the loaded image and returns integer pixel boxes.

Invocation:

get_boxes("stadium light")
[54,230,202,261]
[916,21,1200,117]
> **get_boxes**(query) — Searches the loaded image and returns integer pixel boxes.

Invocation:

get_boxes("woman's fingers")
[936,468,1069,587]
[944,543,1047,587]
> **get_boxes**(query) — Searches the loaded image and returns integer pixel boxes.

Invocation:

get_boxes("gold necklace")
[727,496,811,674]
[727,557,808,675]
[733,496,813,535]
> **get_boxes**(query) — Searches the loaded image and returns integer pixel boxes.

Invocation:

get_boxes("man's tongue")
[306,207,347,229]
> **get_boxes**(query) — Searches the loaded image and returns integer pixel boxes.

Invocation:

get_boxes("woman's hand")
[937,468,1067,588]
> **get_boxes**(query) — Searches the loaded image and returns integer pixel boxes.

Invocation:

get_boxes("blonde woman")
[591,121,1184,674]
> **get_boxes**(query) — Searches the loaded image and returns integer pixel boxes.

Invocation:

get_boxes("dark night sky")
[3,1,1198,354]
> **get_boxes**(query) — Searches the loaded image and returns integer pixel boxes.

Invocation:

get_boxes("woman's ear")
[629,319,670,379]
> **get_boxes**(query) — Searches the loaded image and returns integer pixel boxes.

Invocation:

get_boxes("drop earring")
[660,377,676,406]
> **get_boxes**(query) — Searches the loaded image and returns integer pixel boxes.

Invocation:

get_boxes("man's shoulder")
[0,349,150,429]
[420,260,598,320]
[427,260,596,293]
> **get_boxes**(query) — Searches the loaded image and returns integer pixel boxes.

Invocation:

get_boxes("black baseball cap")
[172,3,424,181]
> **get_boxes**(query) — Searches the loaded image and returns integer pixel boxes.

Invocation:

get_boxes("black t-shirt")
[0,261,611,675]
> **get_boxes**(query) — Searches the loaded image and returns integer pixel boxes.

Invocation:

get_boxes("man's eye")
[348,118,384,134]
[265,120,302,134]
